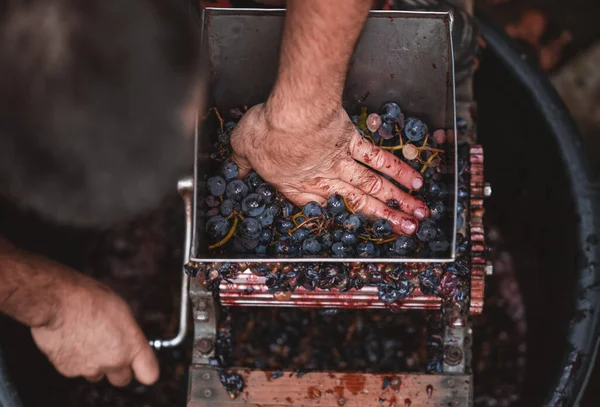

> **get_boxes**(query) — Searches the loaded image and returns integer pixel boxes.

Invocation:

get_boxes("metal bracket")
[149,177,194,350]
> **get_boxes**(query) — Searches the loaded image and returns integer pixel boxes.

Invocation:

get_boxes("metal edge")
[194,8,459,265]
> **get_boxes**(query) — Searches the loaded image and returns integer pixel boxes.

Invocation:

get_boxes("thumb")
[131,343,159,385]
[231,152,252,180]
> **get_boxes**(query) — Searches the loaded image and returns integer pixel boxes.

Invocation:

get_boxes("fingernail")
[414,207,426,220]
[401,218,417,235]
[412,177,423,190]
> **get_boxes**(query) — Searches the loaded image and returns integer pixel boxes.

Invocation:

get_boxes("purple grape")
[241,193,265,217]
[226,180,249,201]
[404,117,428,142]
[207,176,227,196]
[255,183,276,203]
[372,219,392,237]
[327,194,346,214]
[303,201,323,217]
[220,162,239,181]
[206,216,229,240]
[302,237,322,255]
[240,218,261,239]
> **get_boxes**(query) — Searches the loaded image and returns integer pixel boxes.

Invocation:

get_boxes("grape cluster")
[203,102,459,259]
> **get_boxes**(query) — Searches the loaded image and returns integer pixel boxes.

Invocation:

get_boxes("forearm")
[0,236,72,328]
[266,0,372,127]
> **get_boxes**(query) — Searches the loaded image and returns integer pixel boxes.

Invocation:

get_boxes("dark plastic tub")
[475,13,600,407]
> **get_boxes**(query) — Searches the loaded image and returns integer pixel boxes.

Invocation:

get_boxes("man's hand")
[31,274,159,387]
[229,0,430,235]
[0,237,159,387]
[231,104,429,235]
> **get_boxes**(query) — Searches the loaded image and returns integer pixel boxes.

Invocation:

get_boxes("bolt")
[196,338,213,354]
[447,379,455,387]
[202,372,211,381]
[444,345,464,366]
[197,310,209,321]
[484,182,492,198]
[203,389,212,398]
[337,397,346,406]
[485,261,494,276]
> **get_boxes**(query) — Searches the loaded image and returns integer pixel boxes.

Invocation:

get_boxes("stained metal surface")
[218,268,441,309]
[469,145,485,315]
[191,8,458,263]
[188,367,472,407]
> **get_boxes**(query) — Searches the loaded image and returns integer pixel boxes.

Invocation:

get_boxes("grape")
[255,183,276,203]
[226,180,249,201]
[378,121,394,140]
[429,238,450,253]
[241,237,259,250]
[292,228,310,242]
[327,194,346,214]
[378,280,414,303]
[274,217,294,234]
[257,211,274,227]
[245,172,262,190]
[333,229,343,241]
[456,214,464,230]
[343,215,361,232]
[416,220,437,242]
[217,132,230,145]
[264,202,280,217]
[220,199,235,217]
[302,237,322,255]
[334,212,349,224]
[205,195,220,208]
[456,202,465,214]
[357,241,376,257]
[240,218,262,239]
[303,201,323,217]
[275,236,299,256]
[392,236,417,256]
[458,186,469,200]
[224,121,237,132]
[320,233,333,248]
[281,201,294,217]
[220,162,239,181]
[386,199,400,209]
[380,102,402,123]
[429,201,445,221]
[404,117,428,142]
[206,216,229,240]
[255,244,268,255]
[366,113,382,132]
[372,219,392,237]
[207,176,227,196]
[241,193,265,217]
[259,229,272,244]
[332,242,353,257]
[207,208,219,217]
[418,268,439,295]
[340,232,357,245]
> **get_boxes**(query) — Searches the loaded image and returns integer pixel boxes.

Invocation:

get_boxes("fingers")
[231,151,252,180]
[350,134,424,190]
[131,345,160,386]
[339,161,429,220]
[307,180,418,235]
[106,367,133,387]
[84,373,104,383]
[282,191,327,208]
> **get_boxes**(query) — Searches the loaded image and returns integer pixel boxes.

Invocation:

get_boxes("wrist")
[265,84,340,132]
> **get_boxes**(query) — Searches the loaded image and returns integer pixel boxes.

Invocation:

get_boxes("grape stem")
[209,107,224,133]
[343,197,355,214]
[359,234,399,244]
[208,217,239,249]
[420,152,439,174]
[290,216,322,233]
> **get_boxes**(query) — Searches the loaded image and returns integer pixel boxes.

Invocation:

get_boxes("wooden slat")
[188,367,472,407]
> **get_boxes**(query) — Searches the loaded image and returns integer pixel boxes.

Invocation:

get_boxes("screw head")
[201,372,211,381]
[484,182,492,198]
[444,345,464,366]
[485,261,494,276]
[203,389,212,398]
[196,338,213,354]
